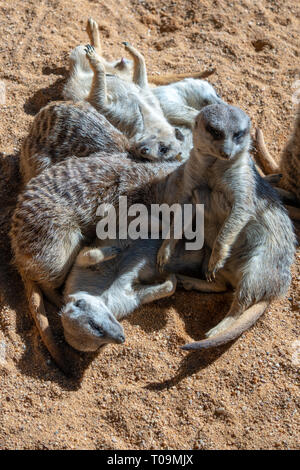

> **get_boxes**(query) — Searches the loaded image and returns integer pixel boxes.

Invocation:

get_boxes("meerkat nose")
[140,146,150,155]
[115,333,125,344]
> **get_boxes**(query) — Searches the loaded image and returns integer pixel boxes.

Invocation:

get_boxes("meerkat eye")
[234,129,246,141]
[75,299,86,309]
[159,144,169,155]
[205,124,224,140]
[89,320,104,336]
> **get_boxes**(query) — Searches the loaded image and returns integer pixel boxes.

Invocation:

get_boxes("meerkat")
[63,17,215,102]
[10,155,179,370]
[20,101,130,183]
[62,18,134,102]
[278,103,300,202]
[83,43,186,162]
[156,103,296,349]
[11,103,295,368]
[61,239,178,352]
[254,105,300,221]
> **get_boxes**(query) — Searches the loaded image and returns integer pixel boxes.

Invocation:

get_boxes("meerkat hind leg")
[86,18,102,55]
[122,42,148,89]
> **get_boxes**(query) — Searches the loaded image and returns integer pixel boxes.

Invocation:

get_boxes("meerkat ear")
[175,128,185,141]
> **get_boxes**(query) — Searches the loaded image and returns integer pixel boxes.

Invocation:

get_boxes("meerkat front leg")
[137,274,177,304]
[122,42,148,89]
[206,206,251,281]
[86,18,102,55]
[192,188,251,281]
[85,45,108,108]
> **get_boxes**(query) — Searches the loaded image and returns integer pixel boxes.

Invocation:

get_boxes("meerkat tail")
[255,128,279,174]
[25,280,70,375]
[181,301,269,350]
[149,69,216,86]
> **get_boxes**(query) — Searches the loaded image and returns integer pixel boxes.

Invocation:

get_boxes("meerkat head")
[106,57,134,81]
[61,295,125,352]
[193,103,251,160]
[133,126,185,162]
[68,45,134,81]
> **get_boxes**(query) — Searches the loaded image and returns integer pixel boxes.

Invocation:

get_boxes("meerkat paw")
[157,243,171,273]
[122,41,139,57]
[206,249,228,282]
[85,44,105,71]
[176,275,195,291]
[86,18,99,40]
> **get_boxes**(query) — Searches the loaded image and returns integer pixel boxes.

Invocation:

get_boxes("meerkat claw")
[84,44,95,55]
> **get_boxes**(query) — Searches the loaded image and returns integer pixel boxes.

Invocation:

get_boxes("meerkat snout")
[194,103,251,160]
[61,296,125,352]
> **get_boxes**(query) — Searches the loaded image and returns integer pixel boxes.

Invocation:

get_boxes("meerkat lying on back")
[157,103,295,349]
[61,240,177,352]
[83,42,187,161]
[63,20,134,102]
[62,18,221,161]
[63,17,216,99]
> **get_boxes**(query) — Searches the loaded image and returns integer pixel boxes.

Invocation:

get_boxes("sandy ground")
[0,0,299,450]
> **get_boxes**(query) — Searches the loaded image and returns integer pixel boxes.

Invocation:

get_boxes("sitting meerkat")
[10,103,295,370]
[157,103,296,349]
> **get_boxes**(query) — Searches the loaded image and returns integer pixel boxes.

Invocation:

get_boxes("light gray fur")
[152,78,223,129]
[11,103,295,357]
[158,103,296,343]
[61,240,177,351]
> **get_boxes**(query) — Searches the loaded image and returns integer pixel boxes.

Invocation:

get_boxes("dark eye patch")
[205,124,224,140]
[159,144,169,155]
[234,129,247,141]
[89,320,104,336]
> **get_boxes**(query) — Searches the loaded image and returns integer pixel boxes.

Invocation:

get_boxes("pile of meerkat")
[9,18,298,373]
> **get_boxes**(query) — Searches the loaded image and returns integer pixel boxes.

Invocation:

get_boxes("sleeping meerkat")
[61,240,177,352]
[157,103,296,349]
[63,17,215,101]
[83,43,186,162]
[20,101,130,183]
